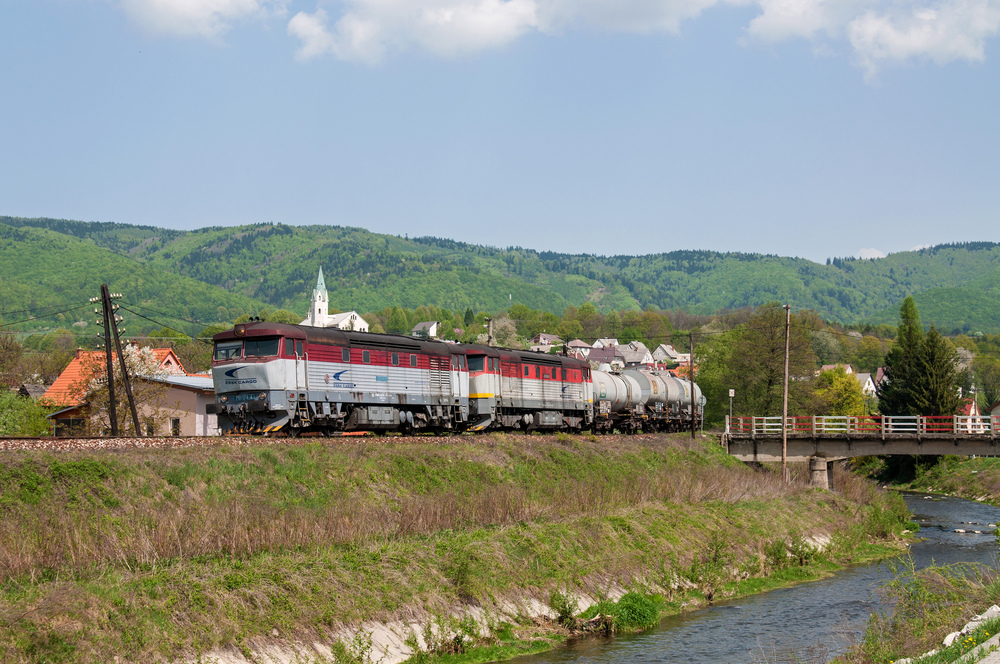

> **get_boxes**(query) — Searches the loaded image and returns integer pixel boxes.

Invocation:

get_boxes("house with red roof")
[45,348,218,437]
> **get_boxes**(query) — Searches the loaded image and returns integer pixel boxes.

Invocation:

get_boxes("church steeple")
[305,267,328,327]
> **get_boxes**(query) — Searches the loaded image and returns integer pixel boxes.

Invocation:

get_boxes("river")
[513,493,1000,664]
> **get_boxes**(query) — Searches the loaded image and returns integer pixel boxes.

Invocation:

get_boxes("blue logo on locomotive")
[222,366,258,386]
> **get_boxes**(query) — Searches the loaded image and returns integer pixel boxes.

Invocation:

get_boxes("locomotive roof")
[213,323,589,368]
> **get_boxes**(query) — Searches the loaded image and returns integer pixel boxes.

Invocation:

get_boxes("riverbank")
[0,432,911,663]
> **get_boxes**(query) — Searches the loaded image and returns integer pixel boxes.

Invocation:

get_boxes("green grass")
[0,433,913,663]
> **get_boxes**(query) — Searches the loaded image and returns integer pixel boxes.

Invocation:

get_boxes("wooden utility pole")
[782,304,791,482]
[689,331,696,439]
[101,285,142,436]
[94,290,118,436]
[485,317,494,346]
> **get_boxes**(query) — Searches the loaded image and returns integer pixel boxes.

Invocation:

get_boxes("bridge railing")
[726,415,996,436]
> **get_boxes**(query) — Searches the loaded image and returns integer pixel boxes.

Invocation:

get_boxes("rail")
[726,415,995,436]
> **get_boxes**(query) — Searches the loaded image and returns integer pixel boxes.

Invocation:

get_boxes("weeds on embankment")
[0,433,911,663]
[833,557,1000,664]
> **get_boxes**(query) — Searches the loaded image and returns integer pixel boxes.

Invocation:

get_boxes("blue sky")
[1,0,998,264]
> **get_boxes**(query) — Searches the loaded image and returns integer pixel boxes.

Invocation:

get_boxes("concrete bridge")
[723,415,999,489]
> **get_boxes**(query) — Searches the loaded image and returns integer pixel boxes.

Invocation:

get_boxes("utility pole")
[689,330,696,439]
[91,290,118,435]
[782,304,791,482]
[485,317,494,346]
[95,286,142,436]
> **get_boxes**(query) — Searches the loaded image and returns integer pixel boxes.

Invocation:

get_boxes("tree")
[910,326,963,416]
[815,367,867,416]
[703,303,818,418]
[973,357,1000,409]
[0,391,52,436]
[877,297,925,416]
[386,307,408,334]
[464,308,474,326]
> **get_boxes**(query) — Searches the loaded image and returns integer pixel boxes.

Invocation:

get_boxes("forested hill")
[3,215,1000,333]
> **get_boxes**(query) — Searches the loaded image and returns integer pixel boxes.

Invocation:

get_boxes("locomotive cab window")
[467,356,485,373]
[214,340,243,361]
[244,338,279,358]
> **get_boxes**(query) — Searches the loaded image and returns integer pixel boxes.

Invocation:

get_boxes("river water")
[514,493,1000,664]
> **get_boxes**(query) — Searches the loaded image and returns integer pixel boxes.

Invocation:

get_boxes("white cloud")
[114,0,1000,78]
[848,0,1000,78]
[289,0,538,63]
[119,0,287,39]
[858,247,887,258]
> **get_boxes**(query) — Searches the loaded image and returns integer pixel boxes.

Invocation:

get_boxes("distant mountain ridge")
[2,216,999,333]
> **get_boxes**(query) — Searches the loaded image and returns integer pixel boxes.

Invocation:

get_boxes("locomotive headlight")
[259,392,267,400]
[220,395,228,403]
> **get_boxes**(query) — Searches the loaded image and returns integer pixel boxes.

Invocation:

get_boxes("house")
[412,321,439,338]
[617,342,654,368]
[587,346,625,370]
[820,364,854,375]
[300,269,369,332]
[592,338,619,350]
[43,348,185,407]
[529,333,563,347]
[855,372,877,397]
[17,384,49,400]
[43,347,219,437]
[990,400,1000,419]
[652,344,679,363]
[566,339,592,358]
[958,397,986,433]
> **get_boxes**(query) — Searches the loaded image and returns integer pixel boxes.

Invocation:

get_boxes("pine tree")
[877,296,924,415]
[386,307,408,334]
[463,308,474,326]
[911,326,962,416]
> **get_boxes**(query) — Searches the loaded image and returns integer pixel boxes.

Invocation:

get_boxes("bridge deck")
[725,415,999,461]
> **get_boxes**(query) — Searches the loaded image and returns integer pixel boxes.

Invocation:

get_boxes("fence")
[726,415,995,436]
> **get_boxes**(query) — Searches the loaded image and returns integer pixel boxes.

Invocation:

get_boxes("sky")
[1,0,998,264]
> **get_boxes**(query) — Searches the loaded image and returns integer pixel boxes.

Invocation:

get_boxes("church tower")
[303,268,329,327]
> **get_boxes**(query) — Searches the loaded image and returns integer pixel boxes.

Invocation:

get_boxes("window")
[342,348,350,363]
[214,340,243,361]
[535,366,541,378]
[562,368,567,380]
[363,350,370,364]
[467,356,484,373]
[524,366,530,377]
[170,418,181,436]
[459,356,466,370]
[296,340,304,357]
[410,354,417,367]
[392,352,399,366]
[285,339,294,356]
[245,338,280,357]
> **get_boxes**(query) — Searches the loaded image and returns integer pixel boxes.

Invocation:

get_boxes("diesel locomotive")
[207,321,703,435]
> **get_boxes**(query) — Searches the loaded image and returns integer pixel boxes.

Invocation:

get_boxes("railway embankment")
[0,432,912,664]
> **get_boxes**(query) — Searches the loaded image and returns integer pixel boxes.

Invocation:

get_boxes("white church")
[300,268,370,332]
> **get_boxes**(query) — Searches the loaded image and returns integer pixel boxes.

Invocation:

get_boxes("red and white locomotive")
[208,321,702,435]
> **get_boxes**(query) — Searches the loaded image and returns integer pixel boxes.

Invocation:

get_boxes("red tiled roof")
[43,348,185,406]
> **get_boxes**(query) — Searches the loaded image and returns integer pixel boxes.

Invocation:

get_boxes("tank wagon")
[208,321,702,435]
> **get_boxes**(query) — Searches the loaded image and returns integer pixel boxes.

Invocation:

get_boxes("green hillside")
[3,216,999,333]
[0,222,269,336]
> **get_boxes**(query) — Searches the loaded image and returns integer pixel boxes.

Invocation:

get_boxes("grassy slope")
[6,217,1000,330]
[0,433,910,663]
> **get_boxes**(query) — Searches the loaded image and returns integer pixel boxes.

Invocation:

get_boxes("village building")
[300,268,369,332]
[529,333,563,347]
[566,339,592,358]
[412,321,439,338]
[44,348,218,437]
[820,363,855,375]
[588,346,625,371]
[652,344,679,363]
[855,372,877,397]
[592,338,619,349]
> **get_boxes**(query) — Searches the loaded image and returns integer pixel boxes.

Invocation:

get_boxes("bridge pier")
[809,457,829,490]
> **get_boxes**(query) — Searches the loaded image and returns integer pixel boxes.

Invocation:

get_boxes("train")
[206,321,703,435]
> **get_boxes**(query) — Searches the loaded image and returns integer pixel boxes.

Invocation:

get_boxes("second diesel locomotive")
[207,321,703,435]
